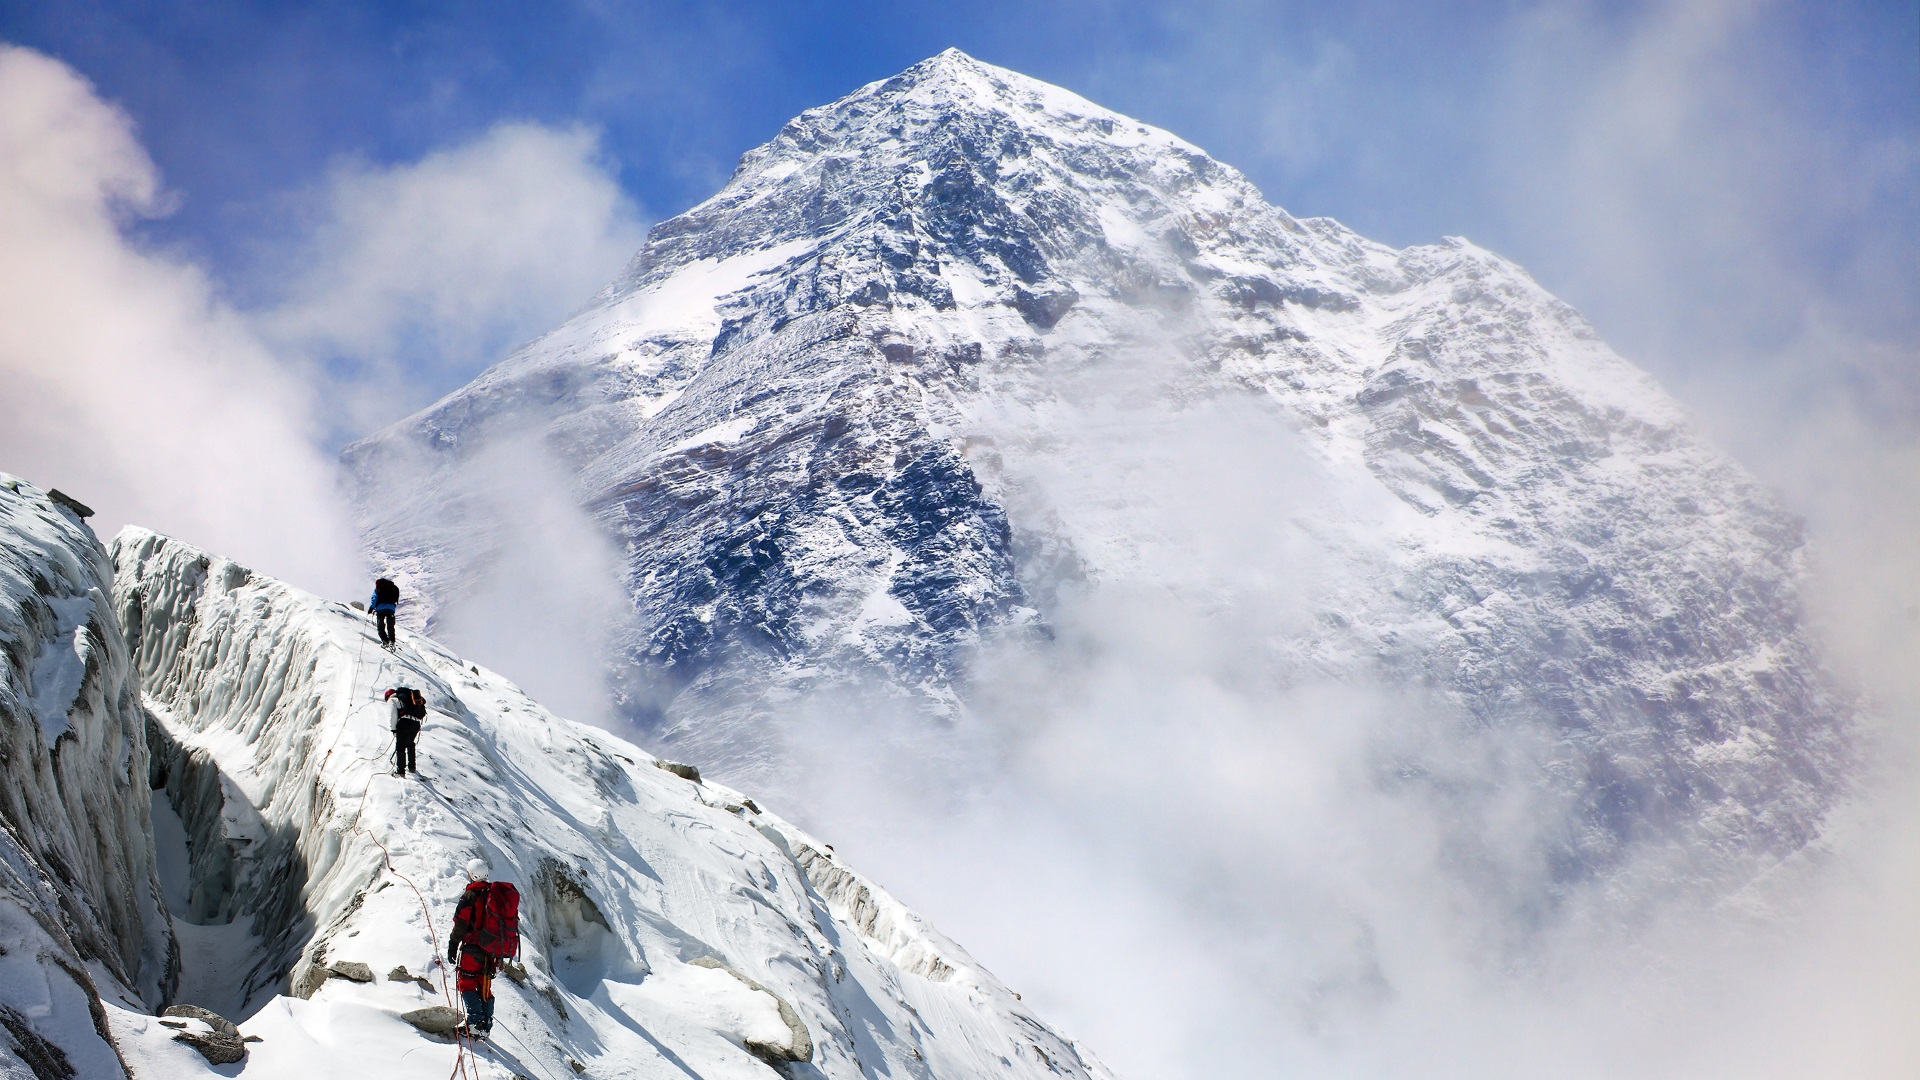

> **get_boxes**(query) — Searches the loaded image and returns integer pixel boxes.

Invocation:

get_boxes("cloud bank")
[256,121,647,437]
[0,43,646,622]
[0,44,357,594]
[770,362,1918,1080]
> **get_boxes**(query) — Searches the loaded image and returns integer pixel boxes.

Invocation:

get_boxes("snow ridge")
[107,525,1112,1080]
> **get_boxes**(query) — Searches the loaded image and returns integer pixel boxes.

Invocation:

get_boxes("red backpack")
[465,881,520,958]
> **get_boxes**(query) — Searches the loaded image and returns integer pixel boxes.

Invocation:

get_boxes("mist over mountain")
[349,46,1848,891]
[338,50,1868,1074]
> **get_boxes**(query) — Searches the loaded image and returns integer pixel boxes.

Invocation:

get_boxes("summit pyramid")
[345,50,1849,895]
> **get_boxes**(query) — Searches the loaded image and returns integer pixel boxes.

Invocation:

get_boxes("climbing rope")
[318,622,385,774]
[496,1015,571,1080]
[307,614,480,1078]
[356,818,483,1080]
[318,613,569,1080]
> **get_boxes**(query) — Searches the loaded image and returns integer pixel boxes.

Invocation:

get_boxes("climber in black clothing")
[370,577,400,648]
[385,686,425,776]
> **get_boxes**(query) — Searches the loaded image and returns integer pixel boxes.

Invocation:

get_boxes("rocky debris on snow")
[655,759,701,783]
[45,489,94,519]
[328,961,375,983]
[388,965,437,992]
[160,1004,238,1035]
[399,1006,464,1035]
[161,1005,245,1065]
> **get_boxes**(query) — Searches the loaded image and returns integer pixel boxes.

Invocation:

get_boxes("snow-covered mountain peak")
[610,45,1278,306]
[347,52,1849,916]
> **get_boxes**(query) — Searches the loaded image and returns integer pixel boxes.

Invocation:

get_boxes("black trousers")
[375,609,396,645]
[394,720,419,774]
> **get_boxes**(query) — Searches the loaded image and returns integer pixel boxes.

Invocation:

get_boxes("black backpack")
[374,578,400,604]
[395,687,426,720]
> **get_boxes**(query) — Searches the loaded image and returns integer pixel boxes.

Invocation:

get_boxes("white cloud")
[0,45,357,595]
[256,122,647,436]
[0,44,650,604]
[1488,0,1917,380]
[420,432,631,731]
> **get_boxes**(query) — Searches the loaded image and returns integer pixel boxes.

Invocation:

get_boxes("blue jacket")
[369,593,397,613]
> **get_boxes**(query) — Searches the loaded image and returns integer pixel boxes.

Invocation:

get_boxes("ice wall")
[111,524,1112,1079]
[0,474,173,1078]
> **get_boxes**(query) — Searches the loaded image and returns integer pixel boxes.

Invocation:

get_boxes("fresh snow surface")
[110,526,1113,1080]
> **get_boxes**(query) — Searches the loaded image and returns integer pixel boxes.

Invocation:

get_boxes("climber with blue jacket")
[370,577,399,648]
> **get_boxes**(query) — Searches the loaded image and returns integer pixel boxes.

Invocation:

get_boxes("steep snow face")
[108,526,1112,1080]
[0,475,172,1079]
[345,50,1848,891]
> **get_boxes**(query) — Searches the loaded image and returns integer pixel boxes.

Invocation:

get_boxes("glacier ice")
[0,474,173,1079]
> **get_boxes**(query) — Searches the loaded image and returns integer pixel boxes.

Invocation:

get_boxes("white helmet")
[465,857,490,881]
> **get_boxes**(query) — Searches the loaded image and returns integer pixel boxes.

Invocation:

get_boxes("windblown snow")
[96,525,1110,1079]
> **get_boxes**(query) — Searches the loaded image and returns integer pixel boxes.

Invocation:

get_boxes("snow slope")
[0,474,172,1079]
[345,49,1850,901]
[108,525,1112,1079]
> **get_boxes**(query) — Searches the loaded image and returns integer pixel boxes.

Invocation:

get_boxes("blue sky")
[10,1,1914,317]
[2,0,1913,678]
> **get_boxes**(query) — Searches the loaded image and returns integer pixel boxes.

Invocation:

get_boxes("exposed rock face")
[160,1005,245,1065]
[0,475,173,1079]
[345,51,1849,901]
[327,961,374,983]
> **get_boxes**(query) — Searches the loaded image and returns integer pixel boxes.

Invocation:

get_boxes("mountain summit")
[346,51,1849,898]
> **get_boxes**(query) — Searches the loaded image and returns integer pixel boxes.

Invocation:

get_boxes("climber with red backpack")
[447,858,519,1038]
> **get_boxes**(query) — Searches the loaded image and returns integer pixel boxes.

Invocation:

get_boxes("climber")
[448,858,519,1039]
[370,577,400,648]
[385,686,425,777]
